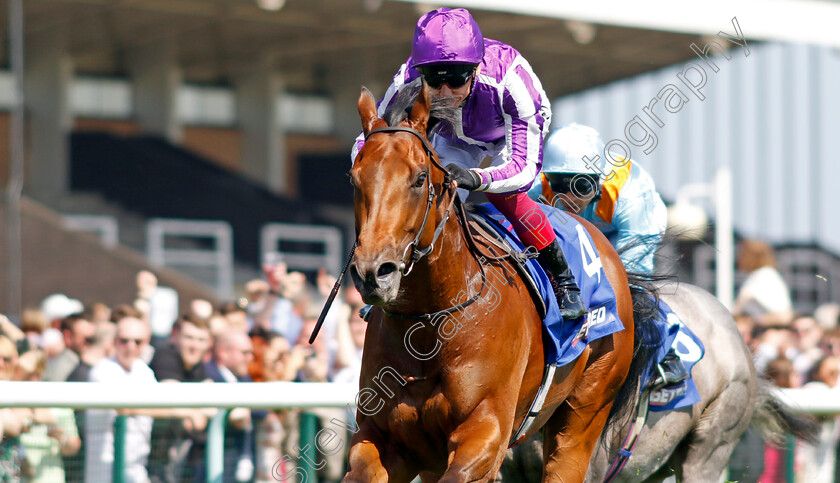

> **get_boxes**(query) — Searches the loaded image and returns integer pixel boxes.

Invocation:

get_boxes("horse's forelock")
[383,78,460,134]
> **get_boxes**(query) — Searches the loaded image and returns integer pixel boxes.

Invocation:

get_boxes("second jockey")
[527,124,668,275]
[352,7,586,319]
[529,124,686,386]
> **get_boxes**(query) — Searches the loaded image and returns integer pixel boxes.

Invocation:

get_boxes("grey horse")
[498,281,814,483]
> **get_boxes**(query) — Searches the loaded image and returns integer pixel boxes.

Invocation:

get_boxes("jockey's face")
[556,192,595,214]
[429,65,479,107]
[543,173,600,215]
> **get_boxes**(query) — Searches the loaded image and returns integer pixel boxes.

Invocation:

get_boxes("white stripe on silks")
[520,56,552,133]
[477,72,501,89]
[483,155,538,193]
[510,68,544,181]
[482,64,542,192]
[506,57,539,119]
[499,55,525,92]
[506,56,552,134]
[351,63,409,162]
[378,63,408,117]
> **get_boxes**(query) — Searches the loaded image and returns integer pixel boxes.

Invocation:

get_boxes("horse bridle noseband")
[363,125,487,321]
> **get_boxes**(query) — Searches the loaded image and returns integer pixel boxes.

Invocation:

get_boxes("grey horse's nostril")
[378,262,398,278]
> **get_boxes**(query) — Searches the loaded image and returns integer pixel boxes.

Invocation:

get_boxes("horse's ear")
[406,79,432,132]
[358,86,379,135]
[358,86,379,136]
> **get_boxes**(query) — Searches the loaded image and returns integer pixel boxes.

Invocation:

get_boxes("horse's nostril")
[350,265,363,284]
[378,263,398,278]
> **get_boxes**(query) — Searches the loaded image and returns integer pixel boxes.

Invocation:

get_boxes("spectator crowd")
[0,258,366,483]
[728,239,840,483]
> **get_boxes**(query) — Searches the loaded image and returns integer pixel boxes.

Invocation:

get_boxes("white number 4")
[575,225,602,283]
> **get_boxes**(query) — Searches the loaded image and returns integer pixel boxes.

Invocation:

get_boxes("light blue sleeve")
[610,165,668,274]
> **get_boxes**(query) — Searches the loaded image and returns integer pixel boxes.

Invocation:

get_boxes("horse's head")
[349,83,451,306]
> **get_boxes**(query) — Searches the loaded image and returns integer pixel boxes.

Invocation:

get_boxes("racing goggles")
[545,173,601,196]
[417,64,476,89]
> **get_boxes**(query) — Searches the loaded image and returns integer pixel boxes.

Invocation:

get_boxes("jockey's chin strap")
[365,126,455,277]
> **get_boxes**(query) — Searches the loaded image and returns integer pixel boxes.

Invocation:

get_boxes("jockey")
[529,124,687,387]
[351,7,586,319]
[527,124,667,275]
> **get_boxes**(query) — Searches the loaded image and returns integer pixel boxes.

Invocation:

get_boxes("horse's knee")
[344,441,387,483]
[440,416,507,482]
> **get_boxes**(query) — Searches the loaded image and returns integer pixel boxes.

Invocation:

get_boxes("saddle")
[460,204,547,319]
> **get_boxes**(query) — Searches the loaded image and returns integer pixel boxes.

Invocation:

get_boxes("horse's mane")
[382,77,460,133]
[601,235,679,445]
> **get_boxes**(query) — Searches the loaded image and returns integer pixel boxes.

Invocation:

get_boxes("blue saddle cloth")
[471,203,625,366]
[645,299,706,411]
[471,203,705,411]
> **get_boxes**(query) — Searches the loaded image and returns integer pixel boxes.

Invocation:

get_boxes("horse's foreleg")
[343,423,417,483]
[438,406,508,483]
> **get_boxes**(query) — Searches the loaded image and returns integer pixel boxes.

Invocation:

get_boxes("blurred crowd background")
[0,256,367,483]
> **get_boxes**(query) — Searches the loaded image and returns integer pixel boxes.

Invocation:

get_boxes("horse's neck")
[390,214,476,315]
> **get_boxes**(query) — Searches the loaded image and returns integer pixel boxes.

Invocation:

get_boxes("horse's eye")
[413,172,427,188]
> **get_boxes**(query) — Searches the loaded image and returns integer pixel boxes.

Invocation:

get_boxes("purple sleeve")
[477,61,550,194]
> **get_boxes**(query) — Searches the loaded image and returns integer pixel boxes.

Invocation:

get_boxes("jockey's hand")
[445,164,481,191]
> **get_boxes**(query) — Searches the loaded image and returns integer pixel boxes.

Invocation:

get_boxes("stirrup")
[557,288,586,319]
[652,353,688,388]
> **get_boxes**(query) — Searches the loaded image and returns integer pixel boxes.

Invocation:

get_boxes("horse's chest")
[384,389,457,450]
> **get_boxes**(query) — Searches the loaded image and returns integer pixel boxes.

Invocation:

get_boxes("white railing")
[775,387,840,415]
[0,381,356,408]
[0,382,831,416]
[0,381,357,483]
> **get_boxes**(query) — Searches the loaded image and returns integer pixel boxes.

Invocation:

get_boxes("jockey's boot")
[652,349,689,388]
[537,240,586,319]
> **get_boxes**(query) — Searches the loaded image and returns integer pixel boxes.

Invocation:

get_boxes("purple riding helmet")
[410,8,485,68]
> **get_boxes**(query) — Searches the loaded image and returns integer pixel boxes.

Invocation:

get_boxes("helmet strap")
[458,65,480,107]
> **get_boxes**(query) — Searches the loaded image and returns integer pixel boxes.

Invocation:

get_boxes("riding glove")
[445,164,482,191]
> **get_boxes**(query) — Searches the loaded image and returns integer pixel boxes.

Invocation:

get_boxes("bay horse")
[343,81,642,482]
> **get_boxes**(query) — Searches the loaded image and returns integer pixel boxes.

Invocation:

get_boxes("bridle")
[362,125,488,321]
[364,126,455,276]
